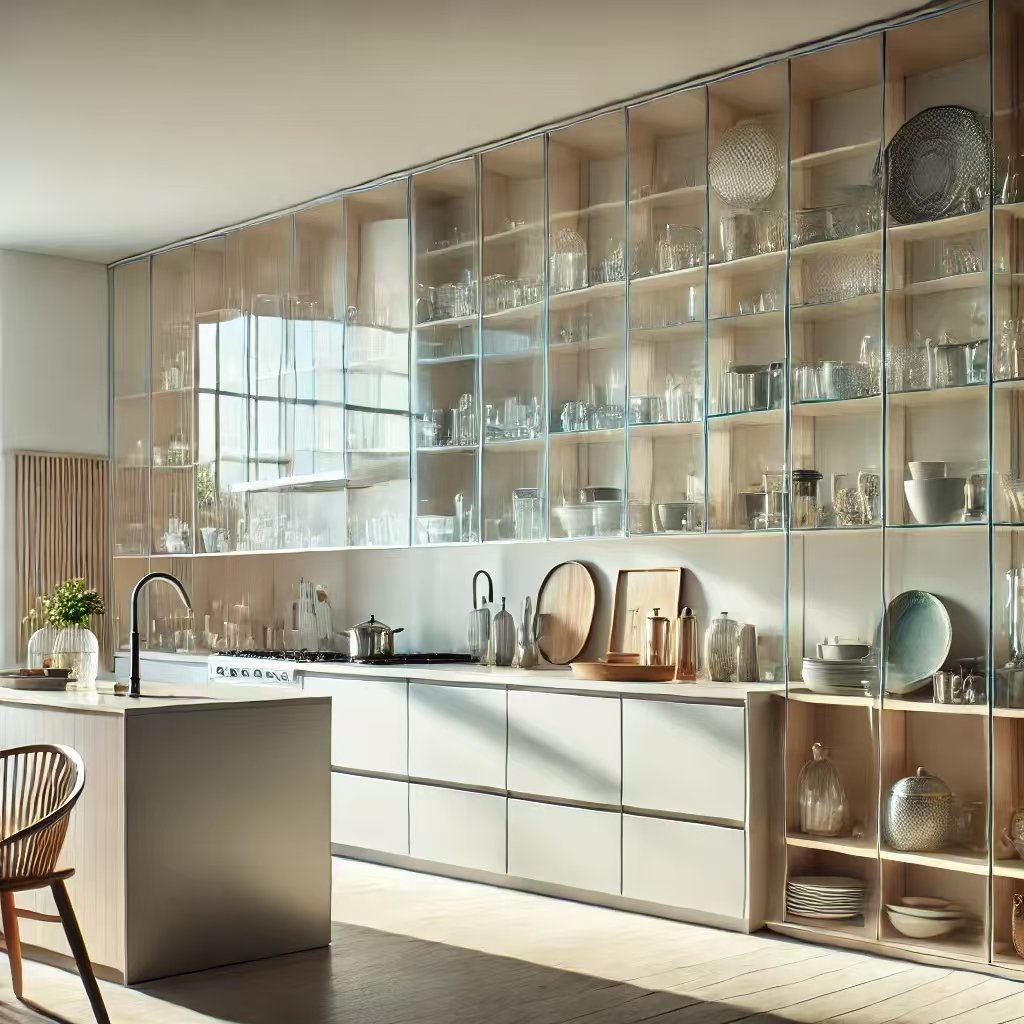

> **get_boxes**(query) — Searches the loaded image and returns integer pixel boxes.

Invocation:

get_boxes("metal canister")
[883,767,956,852]
[644,607,672,667]
[675,607,698,681]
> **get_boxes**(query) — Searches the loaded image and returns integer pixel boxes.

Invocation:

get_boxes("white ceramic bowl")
[904,477,966,525]
[908,461,947,481]
[817,642,871,661]
[886,907,963,939]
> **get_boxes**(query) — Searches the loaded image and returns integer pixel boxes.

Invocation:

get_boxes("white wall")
[0,250,108,663]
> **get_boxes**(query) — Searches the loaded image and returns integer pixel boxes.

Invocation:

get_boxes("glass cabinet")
[626,88,707,535]
[481,137,546,542]
[412,158,480,544]
[706,62,788,531]
[547,111,627,539]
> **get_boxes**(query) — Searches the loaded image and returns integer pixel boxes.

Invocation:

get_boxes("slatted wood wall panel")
[14,452,111,667]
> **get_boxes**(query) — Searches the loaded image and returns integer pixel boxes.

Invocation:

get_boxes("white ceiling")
[0,0,928,264]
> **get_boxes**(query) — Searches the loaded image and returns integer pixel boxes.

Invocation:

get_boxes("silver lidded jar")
[491,597,516,668]
[883,766,957,852]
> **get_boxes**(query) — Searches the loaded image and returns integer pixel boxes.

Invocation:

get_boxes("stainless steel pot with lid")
[883,766,957,852]
[347,614,405,659]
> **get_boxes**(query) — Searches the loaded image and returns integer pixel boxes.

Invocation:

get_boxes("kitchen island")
[0,682,330,984]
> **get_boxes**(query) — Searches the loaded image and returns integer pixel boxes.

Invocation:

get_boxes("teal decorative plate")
[884,590,952,695]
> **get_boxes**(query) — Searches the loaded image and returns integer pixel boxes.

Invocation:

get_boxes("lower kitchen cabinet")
[507,691,621,806]
[507,798,621,895]
[622,700,746,823]
[409,784,506,874]
[622,813,746,921]
[306,675,407,774]
[409,683,506,789]
[331,772,409,855]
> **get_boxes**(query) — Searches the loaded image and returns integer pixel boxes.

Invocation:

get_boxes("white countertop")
[0,681,327,716]
[294,660,782,702]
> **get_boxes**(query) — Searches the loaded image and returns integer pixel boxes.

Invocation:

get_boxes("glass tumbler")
[792,469,822,529]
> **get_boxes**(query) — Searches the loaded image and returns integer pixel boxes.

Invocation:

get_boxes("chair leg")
[0,892,22,999]
[50,880,110,1024]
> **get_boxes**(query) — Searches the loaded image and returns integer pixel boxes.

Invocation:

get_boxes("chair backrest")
[0,745,84,881]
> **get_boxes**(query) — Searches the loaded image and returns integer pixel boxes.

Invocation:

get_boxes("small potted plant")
[44,579,104,689]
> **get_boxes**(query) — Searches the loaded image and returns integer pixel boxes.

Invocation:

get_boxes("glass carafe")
[798,742,848,836]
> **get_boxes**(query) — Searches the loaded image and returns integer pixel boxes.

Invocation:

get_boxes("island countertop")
[0,680,325,715]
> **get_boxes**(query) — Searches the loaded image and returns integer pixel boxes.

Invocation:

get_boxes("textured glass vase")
[798,742,848,836]
[26,623,58,668]
[52,625,99,690]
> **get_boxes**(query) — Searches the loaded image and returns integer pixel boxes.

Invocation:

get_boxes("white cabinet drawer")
[304,675,407,775]
[409,684,506,790]
[409,785,506,874]
[331,773,408,855]
[507,691,620,805]
[507,799,620,894]
[622,814,745,920]
[622,700,745,823]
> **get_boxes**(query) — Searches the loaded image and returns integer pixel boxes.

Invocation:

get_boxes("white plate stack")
[802,657,878,696]
[787,875,866,919]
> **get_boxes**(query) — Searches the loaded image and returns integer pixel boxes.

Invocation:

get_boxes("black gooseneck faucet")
[129,572,193,697]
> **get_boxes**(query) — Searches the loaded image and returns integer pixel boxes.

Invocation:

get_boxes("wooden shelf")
[786,833,877,858]
[708,309,784,331]
[484,437,543,453]
[481,348,543,366]
[791,229,882,258]
[879,847,989,875]
[776,916,871,941]
[549,334,622,357]
[416,353,477,366]
[708,249,785,280]
[550,200,625,222]
[548,281,625,310]
[791,394,880,419]
[630,265,704,294]
[482,302,542,324]
[418,239,475,261]
[888,271,986,299]
[629,184,705,208]
[549,427,624,445]
[996,201,1024,220]
[887,383,986,409]
[883,930,987,964]
[994,860,1024,878]
[791,291,880,323]
[629,322,703,343]
[993,706,1024,719]
[888,210,988,242]
[993,943,1024,970]
[483,223,541,246]
[787,687,876,707]
[628,420,703,439]
[416,444,477,455]
[791,140,881,170]
[416,314,476,330]
[882,697,986,716]
[706,408,784,428]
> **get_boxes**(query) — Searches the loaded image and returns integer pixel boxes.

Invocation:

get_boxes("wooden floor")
[3,858,1024,1023]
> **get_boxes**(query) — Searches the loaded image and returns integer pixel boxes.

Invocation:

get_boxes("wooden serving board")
[570,662,676,682]
[608,567,684,655]
[536,561,596,665]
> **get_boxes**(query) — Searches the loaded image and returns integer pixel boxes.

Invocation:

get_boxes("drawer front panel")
[507,799,620,894]
[409,683,506,789]
[622,700,745,822]
[507,691,620,805]
[622,814,745,920]
[331,772,408,855]
[305,675,407,775]
[409,784,506,874]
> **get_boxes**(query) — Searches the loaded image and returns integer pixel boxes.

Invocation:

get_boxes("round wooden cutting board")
[535,561,596,665]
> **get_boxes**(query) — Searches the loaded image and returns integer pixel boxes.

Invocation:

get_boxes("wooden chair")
[0,744,109,1024]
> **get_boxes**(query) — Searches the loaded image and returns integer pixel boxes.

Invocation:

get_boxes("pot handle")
[392,627,405,635]
[472,570,494,610]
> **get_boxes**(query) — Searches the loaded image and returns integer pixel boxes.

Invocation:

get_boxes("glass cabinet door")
[884,7,990,531]
[548,110,627,539]
[481,136,546,542]
[344,179,412,547]
[236,216,293,551]
[412,158,480,544]
[626,87,707,536]
[150,246,195,556]
[195,233,245,555]
[706,62,788,531]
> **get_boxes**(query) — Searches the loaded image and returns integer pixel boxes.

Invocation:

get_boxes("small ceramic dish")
[886,907,963,939]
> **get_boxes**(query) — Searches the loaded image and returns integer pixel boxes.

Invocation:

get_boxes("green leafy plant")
[197,464,216,511]
[43,578,105,629]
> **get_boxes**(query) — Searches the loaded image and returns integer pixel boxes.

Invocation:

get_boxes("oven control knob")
[229,668,238,677]
[253,669,263,679]
[216,666,225,676]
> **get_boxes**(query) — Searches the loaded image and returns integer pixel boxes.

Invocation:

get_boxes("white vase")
[26,623,58,668]
[52,625,99,690]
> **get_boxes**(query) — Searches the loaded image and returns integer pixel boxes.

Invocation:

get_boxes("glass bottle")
[798,742,848,836]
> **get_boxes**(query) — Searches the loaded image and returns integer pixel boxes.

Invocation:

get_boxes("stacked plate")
[787,875,866,919]
[802,657,879,696]
[885,897,964,939]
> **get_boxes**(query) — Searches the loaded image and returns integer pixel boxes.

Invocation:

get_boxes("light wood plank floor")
[2,858,1024,1023]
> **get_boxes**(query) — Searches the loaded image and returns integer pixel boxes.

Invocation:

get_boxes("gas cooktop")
[219,650,475,665]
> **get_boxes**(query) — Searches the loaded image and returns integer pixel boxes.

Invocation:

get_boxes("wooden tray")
[570,662,676,683]
[608,567,684,655]
[536,561,596,665]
